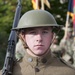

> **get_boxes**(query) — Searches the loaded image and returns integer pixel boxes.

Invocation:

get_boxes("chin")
[34,51,45,56]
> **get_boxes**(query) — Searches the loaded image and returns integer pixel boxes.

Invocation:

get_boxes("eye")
[42,30,49,34]
[29,30,36,34]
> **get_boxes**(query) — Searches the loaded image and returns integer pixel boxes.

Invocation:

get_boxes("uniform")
[60,27,74,64]
[62,38,74,63]
[0,51,75,75]
[72,40,75,67]
[12,50,75,75]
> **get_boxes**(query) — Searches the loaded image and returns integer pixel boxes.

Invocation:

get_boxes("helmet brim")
[12,24,63,31]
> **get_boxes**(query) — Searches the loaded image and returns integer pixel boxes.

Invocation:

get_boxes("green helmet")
[13,10,61,30]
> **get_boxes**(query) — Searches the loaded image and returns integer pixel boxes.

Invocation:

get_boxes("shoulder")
[48,55,75,74]
[50,54,75,69]
[13,60,23,75]
[59,57,75,69]
[45,55,75,75]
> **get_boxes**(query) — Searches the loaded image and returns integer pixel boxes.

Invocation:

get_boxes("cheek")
[51,33,53,41]
[47,33,53,42]
[44,33,53,46]
[25,35,34,46]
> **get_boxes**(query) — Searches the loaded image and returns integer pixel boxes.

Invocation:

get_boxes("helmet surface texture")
[13,10,61,30]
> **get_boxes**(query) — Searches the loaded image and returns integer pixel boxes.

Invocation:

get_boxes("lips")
[34,44,44,51]
[35,44,43,46]
[34,45,44,48]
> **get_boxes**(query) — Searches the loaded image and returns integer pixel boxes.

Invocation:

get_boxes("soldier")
[50,34,63,57]
[0,10,75,75]
[60,27,74,64]
[71,31,75,67]
[72,41,75,67]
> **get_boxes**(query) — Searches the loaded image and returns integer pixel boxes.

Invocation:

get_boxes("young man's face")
[22,27,53,56]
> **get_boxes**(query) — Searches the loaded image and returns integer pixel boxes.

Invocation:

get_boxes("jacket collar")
[23,49,54,68]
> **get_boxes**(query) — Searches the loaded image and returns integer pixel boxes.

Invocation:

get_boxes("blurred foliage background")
[0,0,68,69]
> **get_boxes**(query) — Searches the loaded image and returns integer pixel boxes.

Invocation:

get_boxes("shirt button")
[41,58,47,63]
[35,68,40,72]
[28,58,33,62]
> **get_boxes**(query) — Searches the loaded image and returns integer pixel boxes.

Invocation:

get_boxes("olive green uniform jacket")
[0,51,75,75]
[13,50,75,75]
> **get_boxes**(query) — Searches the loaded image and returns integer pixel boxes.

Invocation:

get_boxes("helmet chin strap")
[18,33,51,57]
[27,47,50,57]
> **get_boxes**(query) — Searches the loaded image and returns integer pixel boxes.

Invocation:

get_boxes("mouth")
[33,45,45,52]
[35,44,43,46]
[34,45,44,48]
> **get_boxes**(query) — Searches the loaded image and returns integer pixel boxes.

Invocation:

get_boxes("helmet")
[13,10,61,30]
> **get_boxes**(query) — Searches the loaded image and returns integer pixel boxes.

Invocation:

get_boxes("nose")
[36,34,42,42]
